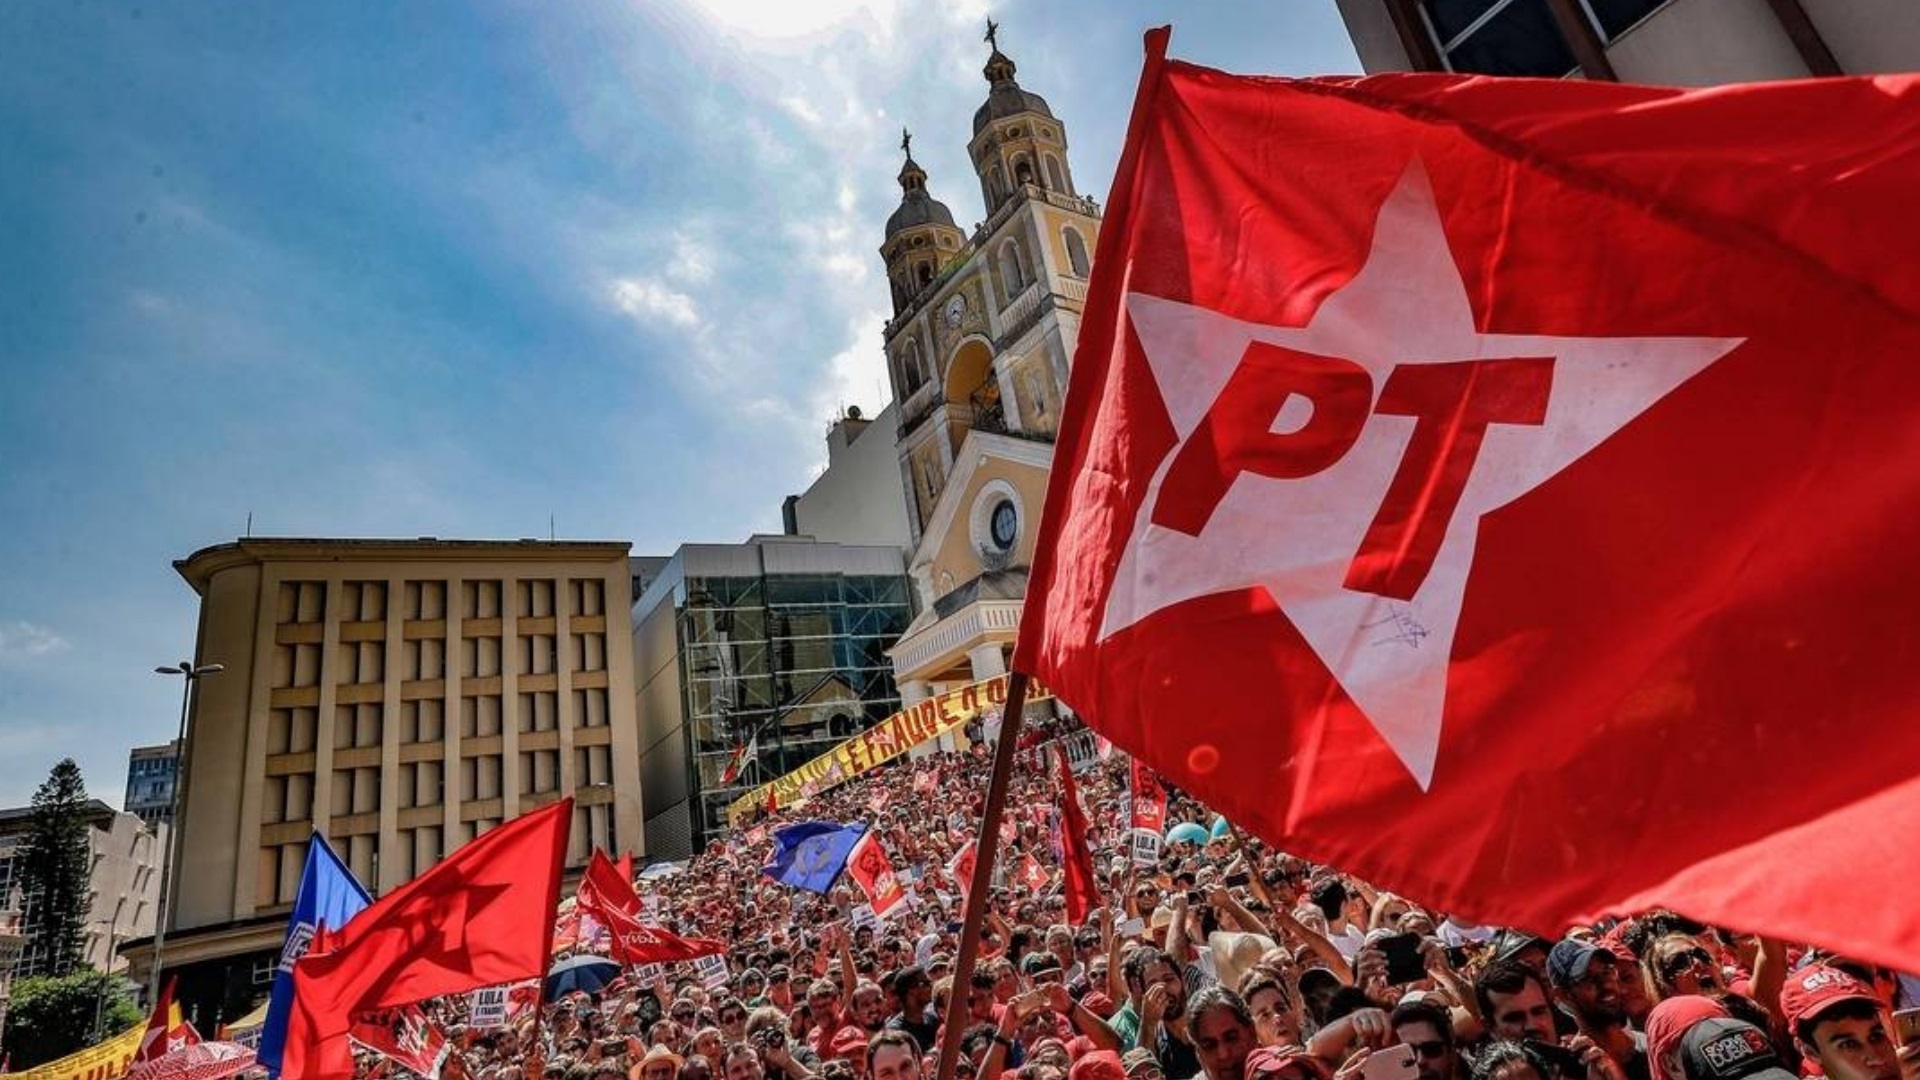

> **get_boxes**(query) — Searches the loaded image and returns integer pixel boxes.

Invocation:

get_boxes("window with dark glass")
[1423,0,1576,77]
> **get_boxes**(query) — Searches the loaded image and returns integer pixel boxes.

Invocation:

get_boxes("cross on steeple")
[900,127,912,158]
[984,18,999,48]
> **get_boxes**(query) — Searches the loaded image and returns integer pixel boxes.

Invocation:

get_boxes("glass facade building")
[632,539,912,856]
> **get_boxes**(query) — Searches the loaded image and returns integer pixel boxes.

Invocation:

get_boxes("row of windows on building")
[260,742,615,826]
[275,577,611,627]
[263,685,616,758]
[272,629,612,690]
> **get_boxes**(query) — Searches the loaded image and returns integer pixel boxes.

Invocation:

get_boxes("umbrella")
[1166,821,1211,847]
[545,954,621,1000]
[124,1042,257,1080]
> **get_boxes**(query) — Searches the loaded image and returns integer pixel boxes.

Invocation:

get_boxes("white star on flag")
[1101,161,1744,790]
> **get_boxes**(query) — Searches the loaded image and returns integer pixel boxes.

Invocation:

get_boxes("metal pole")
[148,672,194,1007]
[933,671,1030,1080]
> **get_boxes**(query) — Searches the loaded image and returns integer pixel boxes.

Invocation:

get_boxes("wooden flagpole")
[933,670,1031,1080]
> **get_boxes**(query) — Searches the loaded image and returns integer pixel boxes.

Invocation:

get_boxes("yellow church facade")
[879,29,1101,708]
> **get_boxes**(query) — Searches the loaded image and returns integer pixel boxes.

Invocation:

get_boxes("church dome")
[885,150,959,239]
[972,46,1054,135]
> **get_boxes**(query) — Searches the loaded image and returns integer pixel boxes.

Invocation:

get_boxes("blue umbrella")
[1167,821,1211,847]
[545,954,621,1001]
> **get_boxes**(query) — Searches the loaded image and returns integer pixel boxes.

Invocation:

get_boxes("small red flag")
[1015,30,1920,971]
[844,832,907,919]
[348,1005,450,1080]
[577,850,727,966]
[1056,748,1098,926]
[613,852,633,884]
[136,978,194,1063]
[284,800,571,1080]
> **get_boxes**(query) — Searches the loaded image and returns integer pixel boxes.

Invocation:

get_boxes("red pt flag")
[1014,30,1920,972]
[1056,748,1098,926]
[284,800,572,1079]
[577,849,727,966]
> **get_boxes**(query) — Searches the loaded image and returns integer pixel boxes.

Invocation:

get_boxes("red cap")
[829,1026,869,1061]
[1069,1051,1127,1080]
[1080,992,1118,1019]
[1780,965,1879,1032]
[1245,1049,1333,1080]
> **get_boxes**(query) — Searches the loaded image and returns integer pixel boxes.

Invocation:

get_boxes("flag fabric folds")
[135,979,197,1063]
[1013,29,1920,972]
[283,799,571,1080]
[721,734,758,785]
[1056,747,1098,926]
[761,822,866,894]
[347,1005,449,1080]
[260,833,372,1077]
[575,850,726,965]
[844,831,907,919]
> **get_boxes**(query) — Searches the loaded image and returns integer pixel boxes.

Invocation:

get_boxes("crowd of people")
[395,715,1920,1080]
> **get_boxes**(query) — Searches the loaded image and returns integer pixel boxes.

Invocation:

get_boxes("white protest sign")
[634,963,665,989]
[470,986,510,1030]
[1130,827,1162,868]
[695,952,730,990]
[850,903,882,932]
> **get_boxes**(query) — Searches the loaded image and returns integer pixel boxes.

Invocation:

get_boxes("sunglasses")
[1660,947,1715,979]
[720,1012,746,1024]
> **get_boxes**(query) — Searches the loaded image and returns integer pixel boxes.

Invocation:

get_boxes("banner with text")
[10,1021,144,1080]
[726,673,1054,824]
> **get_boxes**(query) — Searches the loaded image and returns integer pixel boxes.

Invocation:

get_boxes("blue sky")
[0,1,1360,810]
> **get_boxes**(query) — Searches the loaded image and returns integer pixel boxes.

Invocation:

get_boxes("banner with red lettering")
[846,832,908,919]
[727,674,1056,823]
[1131,760,1166,833]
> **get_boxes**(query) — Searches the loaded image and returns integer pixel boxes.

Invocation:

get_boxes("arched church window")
[1063,226,1090,278]
[1002,240,1027,300]
[1045,155,1066,193]
[1014,156,1035,187]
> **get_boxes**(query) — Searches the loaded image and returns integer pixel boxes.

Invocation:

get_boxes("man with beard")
[1113,948,1202,1080]
[1549,940,1649,1080]
[1189,988,1260,1080]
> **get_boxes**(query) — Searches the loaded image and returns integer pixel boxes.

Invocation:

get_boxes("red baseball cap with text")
[1780,965,1880,1033]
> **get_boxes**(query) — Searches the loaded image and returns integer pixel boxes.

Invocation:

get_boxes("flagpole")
[933,671,1030,1080]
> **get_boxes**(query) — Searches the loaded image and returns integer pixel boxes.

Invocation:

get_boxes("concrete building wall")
[165,538,642,949]
[1802,0,1920,72]
[790,404,914,551]
[83,813,161,973]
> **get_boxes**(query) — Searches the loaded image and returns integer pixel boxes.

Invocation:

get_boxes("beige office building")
[135,538,642,1025]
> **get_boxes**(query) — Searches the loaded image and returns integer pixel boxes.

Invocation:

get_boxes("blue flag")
[258,832,371,1077]
[761,821,866,894]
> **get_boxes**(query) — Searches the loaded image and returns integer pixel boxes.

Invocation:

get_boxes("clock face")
[943,294,967,328]
[990,501,1018,551]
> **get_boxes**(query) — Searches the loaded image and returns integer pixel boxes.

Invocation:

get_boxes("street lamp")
[149,661,222,1006]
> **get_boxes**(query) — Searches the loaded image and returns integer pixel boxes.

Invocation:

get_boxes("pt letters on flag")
[1013,29,1920,972]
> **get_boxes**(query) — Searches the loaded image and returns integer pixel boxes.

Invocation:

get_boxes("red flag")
[721,734,757,785]
[136,978,193,1062]
[1015,853,1049,892]
[614,852,634,884]
[845,831,907,919]
[1129,759,1165,834]
[348,1005,449,1080]
[1013,30,1920,973]
[577,850,727,965]
[285,800,571,1080]
[946,840,978,899]
[1056,748,1098,926]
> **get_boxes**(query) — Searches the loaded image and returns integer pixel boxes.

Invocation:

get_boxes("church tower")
[876,22,1103,714]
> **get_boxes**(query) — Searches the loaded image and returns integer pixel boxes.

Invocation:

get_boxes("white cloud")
[667,231,716,285]
[0,622,69,662]
[609,277,704,331]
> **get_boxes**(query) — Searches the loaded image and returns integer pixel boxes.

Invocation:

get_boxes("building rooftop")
[176,536,635,593]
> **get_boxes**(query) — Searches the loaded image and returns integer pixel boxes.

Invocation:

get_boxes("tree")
[18,759,93,979]
[5,969,141,1067]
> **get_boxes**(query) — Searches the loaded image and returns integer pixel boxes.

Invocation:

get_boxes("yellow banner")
[727,673,1053,825]
[11,1020,144,1080]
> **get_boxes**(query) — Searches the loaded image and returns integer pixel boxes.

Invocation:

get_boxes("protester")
[276,716,1917,1080]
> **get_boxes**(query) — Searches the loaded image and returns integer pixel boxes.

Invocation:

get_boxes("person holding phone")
[1781,965,1900,1080]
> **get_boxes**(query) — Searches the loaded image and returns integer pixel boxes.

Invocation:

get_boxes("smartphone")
[1117,917,1147,937]
[1377,932,1428,985]
[1224,872,1251,888]
[1359,1044,1419,1080]
[1524,1041,1589,1078]
[1894,1007,1920,1047]
[1445,945,1470,970]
